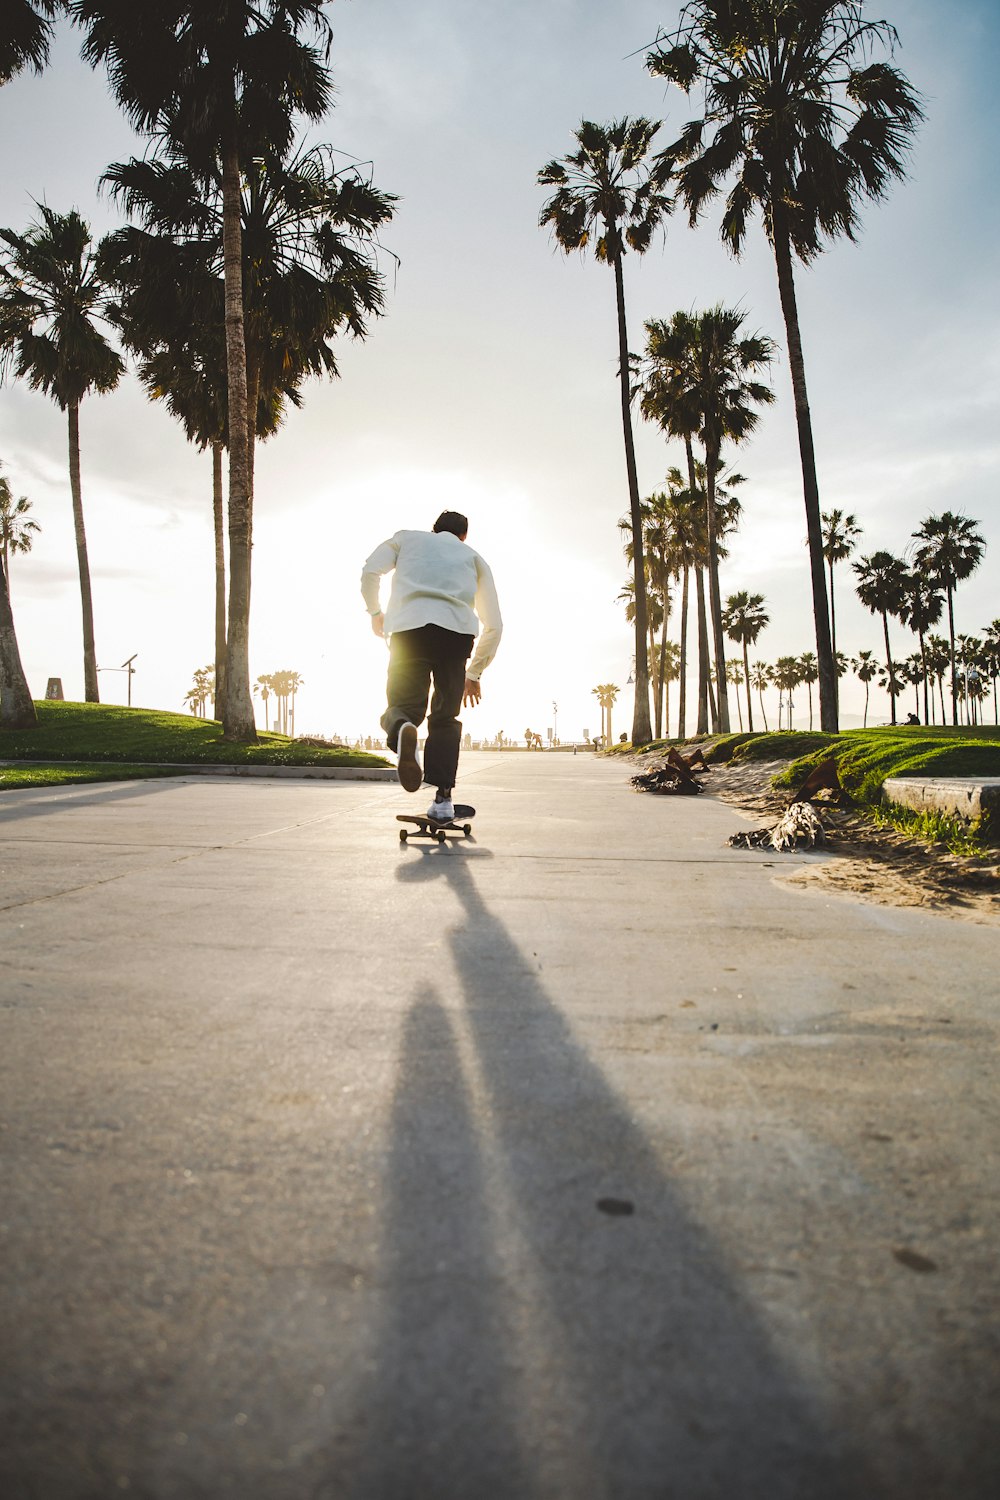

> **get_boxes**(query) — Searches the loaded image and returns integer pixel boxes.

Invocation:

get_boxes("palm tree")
[648,3,922,733]
[981,620,1000,725]
[617,574,666,737]
[923,635,950,725]
[853,551,909,726]
[640,307,774,734]
[74,0,336,742]
[897,573,943,727]
[772,656,802,731]
[798,652,819,730]
[539,118,672,745]
[1,0,59,82]
[852,650,879,729]
[911,511,986,725]
[592,683,620,748]
[254,672,274,731]
[725,659,745,731]
[0,206,123,701]
[0,465,40,585]
[0,566,36,726]
[655,469,703,740]
[749,661,771,732]
[722,590,769,733]
[821,509,861,694]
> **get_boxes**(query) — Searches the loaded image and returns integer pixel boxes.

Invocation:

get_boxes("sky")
[0,0,997,743]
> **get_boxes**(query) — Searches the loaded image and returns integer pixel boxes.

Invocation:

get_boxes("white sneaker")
[426,797,454,822]
[395,722,422,793]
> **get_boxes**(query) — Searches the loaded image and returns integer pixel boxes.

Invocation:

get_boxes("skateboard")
[397,804,476,844]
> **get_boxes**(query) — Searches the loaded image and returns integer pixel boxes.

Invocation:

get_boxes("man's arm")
[465,557,502,682]
[360,536,400,629]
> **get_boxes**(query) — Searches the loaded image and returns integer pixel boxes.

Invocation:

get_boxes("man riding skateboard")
[361,512,502,821]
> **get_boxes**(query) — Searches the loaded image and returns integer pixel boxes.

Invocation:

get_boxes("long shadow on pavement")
[345,987,534,1500]
[0,775,191,827]
[348,846,879,1500]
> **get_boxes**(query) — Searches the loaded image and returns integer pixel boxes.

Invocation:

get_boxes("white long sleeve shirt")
[361,529,503,680]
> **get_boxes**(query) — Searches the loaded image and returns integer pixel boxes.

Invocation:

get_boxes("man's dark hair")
[433,511,468,538]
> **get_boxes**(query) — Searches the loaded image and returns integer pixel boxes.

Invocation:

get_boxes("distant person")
[906,712,920,725]
[361,511,502,820]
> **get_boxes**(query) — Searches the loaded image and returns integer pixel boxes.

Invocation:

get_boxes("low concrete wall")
[882,776,1000,825]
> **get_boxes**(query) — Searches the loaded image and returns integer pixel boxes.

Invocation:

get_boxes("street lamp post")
[97,653,138,706]
[552,700,558,747]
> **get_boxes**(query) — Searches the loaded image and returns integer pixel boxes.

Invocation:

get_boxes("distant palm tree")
[821,509,861,693]
[591,682,620,748]
[0,206,124,701]
[772,656,802,731]
[0,466,40,585]
[798,651,819,730]
[955,634,984,728]
[749,661,771,732]
[923,635,950,725]
[254,673,274,732]
[640,306,774,734]
[657,469,703,740]
[722,590,769,732]
[897,574,943,727]
[725,659,745,731]
[982,620,1000,725]
[911,511,986,725]
[539,118,672,745]
[618,574,666,737]
[853,552,909,726]
[1,0,59,82]
[852,650,879,729]
[648,2,922,732]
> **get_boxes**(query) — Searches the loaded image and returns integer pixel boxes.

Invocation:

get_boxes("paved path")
[2,752,997,1499]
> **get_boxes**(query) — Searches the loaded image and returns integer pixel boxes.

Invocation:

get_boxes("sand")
[629,749,1000,927]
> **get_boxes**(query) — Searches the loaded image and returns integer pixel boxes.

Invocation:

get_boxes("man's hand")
[370,611,384,638]
[463,677,481,707]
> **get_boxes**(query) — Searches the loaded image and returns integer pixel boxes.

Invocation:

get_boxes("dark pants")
[382,624,474,791]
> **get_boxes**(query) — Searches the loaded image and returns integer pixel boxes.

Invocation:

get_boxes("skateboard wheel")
[435,830,446,843]
[399,829,408,842]
[463,824,472,836]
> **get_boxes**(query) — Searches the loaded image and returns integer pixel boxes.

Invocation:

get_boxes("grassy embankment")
[612,725,1000,849]
[0,701,390,789]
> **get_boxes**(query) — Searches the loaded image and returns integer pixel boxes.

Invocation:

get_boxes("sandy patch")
[627,748,1000,926]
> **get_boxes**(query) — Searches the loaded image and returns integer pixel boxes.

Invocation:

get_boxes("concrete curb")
[0,759,397,783]
[882,775,1000,823]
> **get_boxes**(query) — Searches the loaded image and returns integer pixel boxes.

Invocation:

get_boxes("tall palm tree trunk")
[649,617,661,736]
[612,243,651,745]
[0,555,37,729]
[695,567,710,733]
[771,206,837,732]
[68,401,99,702]
[827,556,840,710]
[880,609,897,726]
[757,677,768,732]
[742,640,753,732]
[677,565,689,740]
[212,441,227,716]
[704,450,730,732]
[918,630,929,726]
[945,585,958,726]
[657,588,669,740]
[220,138,257,743]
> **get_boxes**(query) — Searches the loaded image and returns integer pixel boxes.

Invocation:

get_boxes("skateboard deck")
[397,804,475,843]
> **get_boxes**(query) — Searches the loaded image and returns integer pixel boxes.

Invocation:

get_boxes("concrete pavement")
[1,751,997,1499]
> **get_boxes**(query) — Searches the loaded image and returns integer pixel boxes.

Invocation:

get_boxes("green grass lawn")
[0,762,189,790]
[0,701,390,782]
